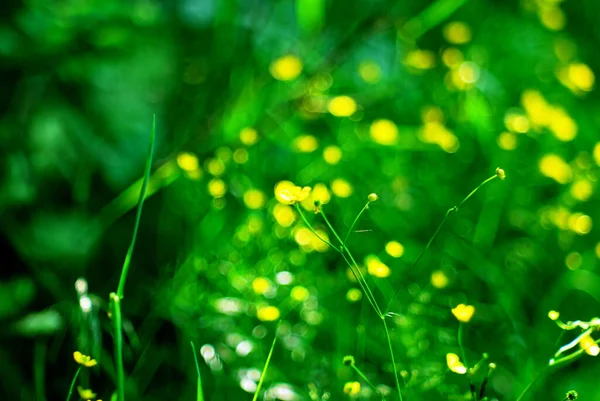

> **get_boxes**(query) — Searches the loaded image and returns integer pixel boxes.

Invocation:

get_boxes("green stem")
[458,323,476,401]
[66,366,81,401]
[384,174,498,314]
[319,207,345,247]
[252,322,280,401]
[320,208,383,317]
[351,364,386,400]
[383,317,403,401]
[343,203,370,246]
[190,342,205,401]
[110,293,125,401]
[294,204,341,253]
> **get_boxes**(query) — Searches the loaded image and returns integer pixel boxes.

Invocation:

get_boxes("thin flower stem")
[384,174,498,314]
[383,317,403,401]
[294,205,341,253]
[351,364,386,400]
[66,366,81,401]
[320,208,383,317]
[319,209,345,248]
[458,323,476,401]
[343,203,370,246]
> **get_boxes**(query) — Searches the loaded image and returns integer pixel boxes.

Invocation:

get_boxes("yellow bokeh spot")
[565,251,582,270]
[257,305,280,321]
[358,60,382,83]
[240,127,258,145]
[177,152,199,172]
[421,106,444,123]
[311,182,331,205]
[504,112,530,133]
[446,353,467,374]
[442,47,464,68]
[243,189,266,209]
[365,255,391,278]
[370,119,398,145]
[404,49,436,70]
[346,288,362,302]
[273,203,295,227]
[328,96,357,117]
[570,179,593,201]
[323,145,342,165]
[343,381,361,395]
[539,154,572,184]
[331,178,353,198]
[568,213,592,234]
[539,6,565,31]
[579,333,600,356]
[595,142,600,166]
[208,179,227,198]
[233,148,249,164]
[269,55,303,81]
[207,158,226,176]
[431,270,449,289]
[291,286,309,302]
[293,135,319,153]
[385,241,404,258]
[443,22,472,45]
[420,122,459,153]
[548,107,577,141]
[521,90,551,127]
[497,132,517,150]
[567,63,595,92]
[596,242,600,258]
[252,277,271,295]
[451,304,475,323]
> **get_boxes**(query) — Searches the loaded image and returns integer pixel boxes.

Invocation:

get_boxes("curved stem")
[384,174,498,314]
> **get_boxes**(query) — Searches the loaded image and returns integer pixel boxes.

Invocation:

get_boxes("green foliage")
[2,0,600,400]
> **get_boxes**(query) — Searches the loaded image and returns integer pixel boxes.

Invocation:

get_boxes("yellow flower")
[451,304,475,323]
[368,193,379,202]
[579,333,600,356]
[446,353,467,374]
[77,386,96,400]
[343,381,361,395]
[278,184,312,205]
[548,310,560,321]
[73,351,97,367]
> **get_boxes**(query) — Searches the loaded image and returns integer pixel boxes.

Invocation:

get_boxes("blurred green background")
[2,0,600,400]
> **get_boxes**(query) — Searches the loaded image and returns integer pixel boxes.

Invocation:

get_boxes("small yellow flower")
[579,333,600,356]
[446,353,467,374]
[343,381,361,395]
[77,386,96,400]
[279,186,312,204]
[73,351,97,367]
[495,167,506,180]
[548,310,560,321]
[368,193,379,202]
[451,304,475,323]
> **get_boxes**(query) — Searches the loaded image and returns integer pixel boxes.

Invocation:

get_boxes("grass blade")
[117,114,157,298]
[252,322,280,401]
[190,342,205,401]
